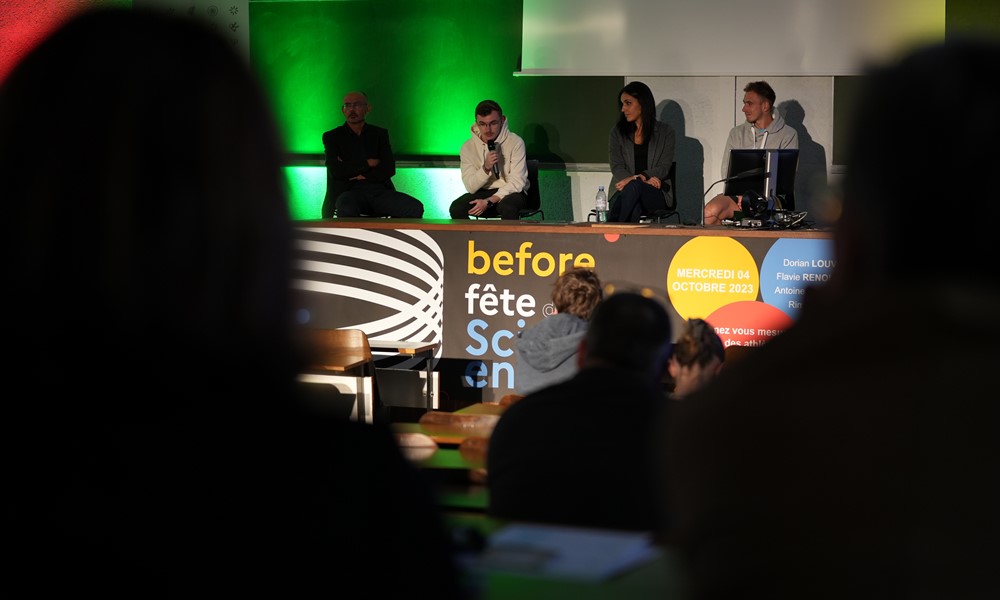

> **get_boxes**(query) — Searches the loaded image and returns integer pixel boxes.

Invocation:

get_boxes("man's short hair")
[744,81,776,111]
[585,292,672,376]
[475,99,503,118]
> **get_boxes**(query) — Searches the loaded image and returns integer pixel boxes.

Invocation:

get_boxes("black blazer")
[322,122,399,218]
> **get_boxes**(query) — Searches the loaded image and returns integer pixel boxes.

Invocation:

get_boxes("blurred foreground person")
[0,8,464,598]
[663,39,1000,599]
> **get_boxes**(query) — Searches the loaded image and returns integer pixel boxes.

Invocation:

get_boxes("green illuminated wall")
[284,165,469,221]
[250,0,619,220]
[255,0,998,220]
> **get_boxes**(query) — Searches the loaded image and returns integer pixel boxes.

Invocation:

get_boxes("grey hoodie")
[721,113,799,178]
[513,313,588,396]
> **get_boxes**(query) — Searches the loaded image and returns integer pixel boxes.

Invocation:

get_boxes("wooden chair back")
[303,328,374,374]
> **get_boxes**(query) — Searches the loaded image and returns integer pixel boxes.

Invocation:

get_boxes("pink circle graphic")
[705,300,794,348]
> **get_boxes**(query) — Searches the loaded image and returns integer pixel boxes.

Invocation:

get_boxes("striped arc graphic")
[293,227,445,359]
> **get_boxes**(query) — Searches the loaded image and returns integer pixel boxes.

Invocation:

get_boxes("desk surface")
[393,402,506,445]
[369,339,439,355]
[394,420,495,446]
[305,353,370,372]
[455,402,506,417]
[445,514,691,599]
[297,217,831,240]
[474,550,688,600]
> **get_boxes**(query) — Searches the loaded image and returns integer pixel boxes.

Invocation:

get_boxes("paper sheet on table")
[471,522,662,582]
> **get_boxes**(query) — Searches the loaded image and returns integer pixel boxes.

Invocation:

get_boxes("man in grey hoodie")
[704,81,799,224]
[513,268,603,395]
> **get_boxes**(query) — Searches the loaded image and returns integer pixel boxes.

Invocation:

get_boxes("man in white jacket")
[704,81,799,225]
[449,99,529,219]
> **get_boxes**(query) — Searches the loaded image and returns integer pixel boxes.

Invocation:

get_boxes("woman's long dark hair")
[616,80,657,142]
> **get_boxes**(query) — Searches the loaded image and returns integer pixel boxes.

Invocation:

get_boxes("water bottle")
[595,186,608,222]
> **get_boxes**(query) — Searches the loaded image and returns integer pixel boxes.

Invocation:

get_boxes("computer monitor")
[723,149,799,211]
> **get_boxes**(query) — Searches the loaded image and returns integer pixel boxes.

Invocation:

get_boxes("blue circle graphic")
[760,238,835,319]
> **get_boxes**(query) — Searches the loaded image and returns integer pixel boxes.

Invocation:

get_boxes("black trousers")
[334,182,424,218]
[607,179,666,223]
[449,188,527,220]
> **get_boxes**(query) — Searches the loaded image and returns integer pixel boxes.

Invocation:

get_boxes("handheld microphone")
[487,140,500,179]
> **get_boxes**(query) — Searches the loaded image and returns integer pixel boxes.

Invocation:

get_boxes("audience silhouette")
[662,39,1000,599]
[0,8,465,598]
[489,292,673,531]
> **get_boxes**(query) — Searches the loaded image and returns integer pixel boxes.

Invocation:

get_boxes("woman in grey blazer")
[607,81,676,222]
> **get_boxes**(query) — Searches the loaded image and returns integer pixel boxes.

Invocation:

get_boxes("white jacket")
[459,117,529,199]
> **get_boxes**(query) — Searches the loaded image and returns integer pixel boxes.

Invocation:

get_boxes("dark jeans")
[450,188,527,220]
[607,179,667,223]
[335,182,424,218]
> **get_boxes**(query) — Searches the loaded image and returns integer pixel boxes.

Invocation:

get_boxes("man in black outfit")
[487,292,673,532]
[321,91,424,218]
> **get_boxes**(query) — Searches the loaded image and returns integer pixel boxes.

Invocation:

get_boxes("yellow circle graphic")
[666,236,760,319]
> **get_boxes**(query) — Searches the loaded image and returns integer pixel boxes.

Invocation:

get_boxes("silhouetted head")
[671,318,725,370]
[668,318,725,398]
[836,38,1000,290]
[582,292,672,378]
[0,7,297,393]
